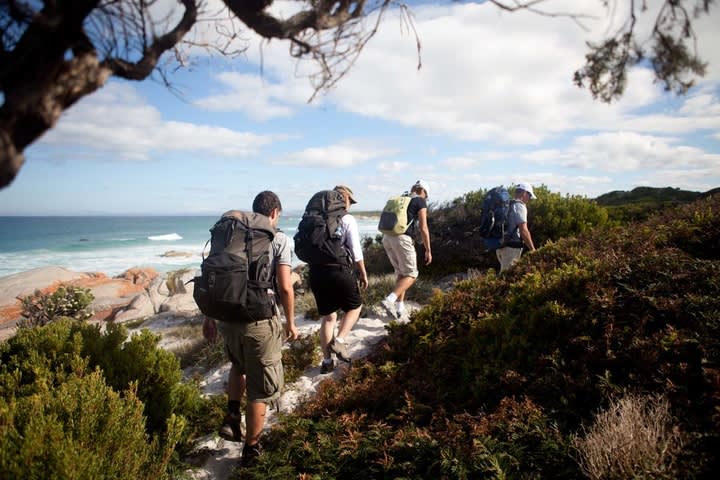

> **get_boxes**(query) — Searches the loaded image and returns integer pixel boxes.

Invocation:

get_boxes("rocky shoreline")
[0,265,308,342]
[0,266,201,341]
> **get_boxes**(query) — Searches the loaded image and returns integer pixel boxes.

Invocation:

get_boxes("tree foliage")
[0,0,716,189]
[573,0,712,102]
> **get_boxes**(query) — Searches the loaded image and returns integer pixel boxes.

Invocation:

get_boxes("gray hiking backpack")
[192,210,276,322]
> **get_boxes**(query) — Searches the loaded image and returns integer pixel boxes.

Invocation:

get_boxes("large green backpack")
[378,194,413,236]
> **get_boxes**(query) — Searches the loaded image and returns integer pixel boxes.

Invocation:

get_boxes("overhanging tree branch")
[0,0,715,191]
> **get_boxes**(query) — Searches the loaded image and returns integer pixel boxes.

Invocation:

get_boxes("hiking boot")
[329,339,351,363]
[218,412,243,442]
[240,442,262,468]
[320,359,335,374]
[381,297,398,319]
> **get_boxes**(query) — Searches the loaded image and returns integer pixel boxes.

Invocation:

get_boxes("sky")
[0,0,719,215]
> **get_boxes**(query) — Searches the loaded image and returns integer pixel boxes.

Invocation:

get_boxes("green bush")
[0,371,184,480]
[422,184,610,275]
[242,194,720,479]
[0,319,213,477]
[19,285,94,327]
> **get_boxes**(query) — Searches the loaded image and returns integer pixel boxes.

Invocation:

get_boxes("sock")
[228,400,241,415]
[335,336,345,344]
[386,292,398,302]
[396,301,405,314]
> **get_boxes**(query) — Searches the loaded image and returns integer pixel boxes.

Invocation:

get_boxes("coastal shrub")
[19,285,94,327]
[0,370,185,480]
[166,268,191,295]
[362,235,393,275]
[424,185,610,275]
[283,332,322,384]
[574,394,684,480]
[295,290,319,319]
[243,194,720,479]
[83,325,205,436]
[0,318,212,475]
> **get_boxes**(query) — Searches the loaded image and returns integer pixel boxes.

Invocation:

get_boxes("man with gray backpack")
[377,180,432,319]
[197,190,298,467]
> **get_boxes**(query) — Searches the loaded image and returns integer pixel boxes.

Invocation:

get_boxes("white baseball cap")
[413,179,430,197]
[516,182,536,200]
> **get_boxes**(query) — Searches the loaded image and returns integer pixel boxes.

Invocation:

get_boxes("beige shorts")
[382,234,419,278]
[217,316,284,403]
[496,246,523,273]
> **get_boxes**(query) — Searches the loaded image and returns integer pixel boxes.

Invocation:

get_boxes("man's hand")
[424,250,433,265]
[285,322,299,342]
[358,272,368,290]
[202,316,218,342]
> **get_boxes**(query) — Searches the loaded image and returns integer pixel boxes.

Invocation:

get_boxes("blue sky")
[1,0,719,215]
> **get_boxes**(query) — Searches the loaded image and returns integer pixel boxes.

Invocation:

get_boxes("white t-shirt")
[338,214,364,262]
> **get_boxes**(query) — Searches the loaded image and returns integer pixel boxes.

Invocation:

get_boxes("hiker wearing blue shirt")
[497,182,536,272]
[380,180,432,319]
[202,190,298,467]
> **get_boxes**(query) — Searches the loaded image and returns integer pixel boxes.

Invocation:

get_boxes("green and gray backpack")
[378,194,413,236]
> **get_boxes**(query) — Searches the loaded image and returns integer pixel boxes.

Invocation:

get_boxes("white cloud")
[440,156,481,170]
[377,161,411,173]
[39,83,276,160]
[637,168,720,192]
[523,132,720,173]
[275,141,397,168]
[194,72,312,120]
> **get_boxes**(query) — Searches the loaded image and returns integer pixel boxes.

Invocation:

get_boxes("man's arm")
[355,259,368,290]
[519,223,535,252]
[276,263,298,341]
[417,207,432,265]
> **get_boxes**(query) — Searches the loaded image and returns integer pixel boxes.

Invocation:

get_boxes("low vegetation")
[0,318,220,479]
[404,184,611,276]
[2,187,718,479]
[574,394,684,480]
[237,194,720,478]
[19,285,94,327]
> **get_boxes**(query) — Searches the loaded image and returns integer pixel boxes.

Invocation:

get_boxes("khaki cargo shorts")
[382,234,419,278]
[218,315,284,403]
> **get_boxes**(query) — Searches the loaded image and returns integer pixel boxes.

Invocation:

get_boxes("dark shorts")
[309,264,362,316]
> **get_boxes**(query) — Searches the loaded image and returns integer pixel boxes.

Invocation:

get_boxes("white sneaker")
[380,297,398,319]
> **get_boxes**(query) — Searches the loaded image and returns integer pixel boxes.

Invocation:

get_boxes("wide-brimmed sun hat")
[333,185,357,204]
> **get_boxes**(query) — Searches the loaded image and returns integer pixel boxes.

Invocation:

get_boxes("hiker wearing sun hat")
[378,179,432,320]
[296,184,368,375]
[496,182,536,272]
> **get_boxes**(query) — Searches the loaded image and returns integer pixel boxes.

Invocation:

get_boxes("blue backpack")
[478,186,514,251]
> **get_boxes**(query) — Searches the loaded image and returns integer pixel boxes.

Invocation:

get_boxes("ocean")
[0,215,381,279]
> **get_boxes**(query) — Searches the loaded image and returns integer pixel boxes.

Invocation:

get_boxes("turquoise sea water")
[0,215,380,278]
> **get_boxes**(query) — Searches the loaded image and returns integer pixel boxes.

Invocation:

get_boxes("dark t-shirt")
[405,195,427,236]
